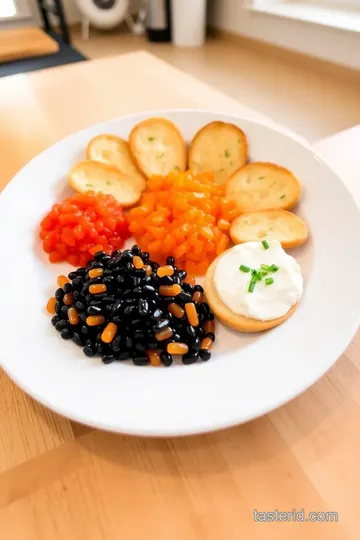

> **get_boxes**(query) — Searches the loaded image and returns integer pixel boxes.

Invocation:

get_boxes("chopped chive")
[106,181,111,185]
[271,264,279,272]
[261,270,268,277]
[248,281,256,293]
[262,240,270,249]
[237,138,241,143]
[280,194,286,199]
[148,136,155,141]
[86,183,94,188]
[225,149,231,157]
[260,264,272,272]
[265,277,274,285]
[240,265,251,273]
[258,176,266,180]
[157,152,165,158]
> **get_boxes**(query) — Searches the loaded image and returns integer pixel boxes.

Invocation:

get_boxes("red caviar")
[39,192,130,266]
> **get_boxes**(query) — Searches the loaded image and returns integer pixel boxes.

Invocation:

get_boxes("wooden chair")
[37,0,70,45]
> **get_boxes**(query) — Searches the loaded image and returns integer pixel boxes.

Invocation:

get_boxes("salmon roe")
[128,170,241,275]
[39,192,130,267]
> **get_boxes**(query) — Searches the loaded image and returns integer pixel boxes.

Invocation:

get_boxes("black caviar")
[50,246,215,366]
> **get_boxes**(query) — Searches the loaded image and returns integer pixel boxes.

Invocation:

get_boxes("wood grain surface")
[0,51,358,540]
[0,28,59,63]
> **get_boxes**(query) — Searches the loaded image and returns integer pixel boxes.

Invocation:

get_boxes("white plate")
[0,110,359,437]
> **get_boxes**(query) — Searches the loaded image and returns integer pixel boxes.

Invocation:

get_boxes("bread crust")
[230,209,309,248]
[226,162,301,211]
[68,160,141,207]
[86,134,146,192]
[129,117,186,178]
[188,121,248,185]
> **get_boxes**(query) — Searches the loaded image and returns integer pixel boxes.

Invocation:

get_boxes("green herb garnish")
[86,183,94,188]
[260,264,272,272]
[265,277,274,285]
[237,138,241,143]
[148,136,155,141]
[248,281,256,293]
[258,176,266,180]
[262,240,270,250]
[271,264,279,272]
[280,194,286,199]
[224,149,231,158]
[240,265,251,273]
[106,181,111,185]
[157,152,165,158]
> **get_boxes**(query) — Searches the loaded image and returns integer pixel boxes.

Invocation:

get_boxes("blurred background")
[1,0,359,141]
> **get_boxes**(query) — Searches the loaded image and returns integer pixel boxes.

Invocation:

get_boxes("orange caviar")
[128,170,240,275]
[68,307,79,325]
[168,303,185,319]
[101,322,118,343]
[46,297,57,314]
[159,284,182,297]
[203,320,215,334]
[133,256,144,269]
[146,350,162,367]
[157,265,174,278]
[39,192,130,267]
[57,275,69,288]
[89,284,107,294]
[63,293,73,306]
[185,302,199,327]
[89,268,104,278]
[86,315,105,326]
[167,342,189,355]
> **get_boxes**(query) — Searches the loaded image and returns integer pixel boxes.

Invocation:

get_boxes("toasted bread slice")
[204,252,298,333]
[129,117,186,178]
[230,209,308,248]
[86,134,146,192]
[69,160,141,207]
[226,162,301,211]
[188,121,248,185]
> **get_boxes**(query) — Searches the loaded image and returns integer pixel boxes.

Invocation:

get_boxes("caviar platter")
[0,109,359,436]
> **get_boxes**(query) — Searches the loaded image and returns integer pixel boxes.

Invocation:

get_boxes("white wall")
[208,0,360,70]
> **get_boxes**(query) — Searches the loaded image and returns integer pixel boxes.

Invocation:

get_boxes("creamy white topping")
[214,240,303,321]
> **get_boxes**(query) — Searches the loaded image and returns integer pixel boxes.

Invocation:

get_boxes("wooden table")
[0,51,359,540]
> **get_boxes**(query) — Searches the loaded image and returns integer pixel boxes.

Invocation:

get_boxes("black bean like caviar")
[55,288,64,301]
[49,250,215,366]
[199,349,211,361]
[160,351,173,367]
[102,354,115,365]
[72,332,83,346]
[61,327,72,340]
[133,354,148,366]
[182,351,199,365]
[55,319,68,331]
[63,283,73,294]
[51,315,60,326]
[83,345,95,357]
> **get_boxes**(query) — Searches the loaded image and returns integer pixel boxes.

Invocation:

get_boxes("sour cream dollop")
[214,240,303,321]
